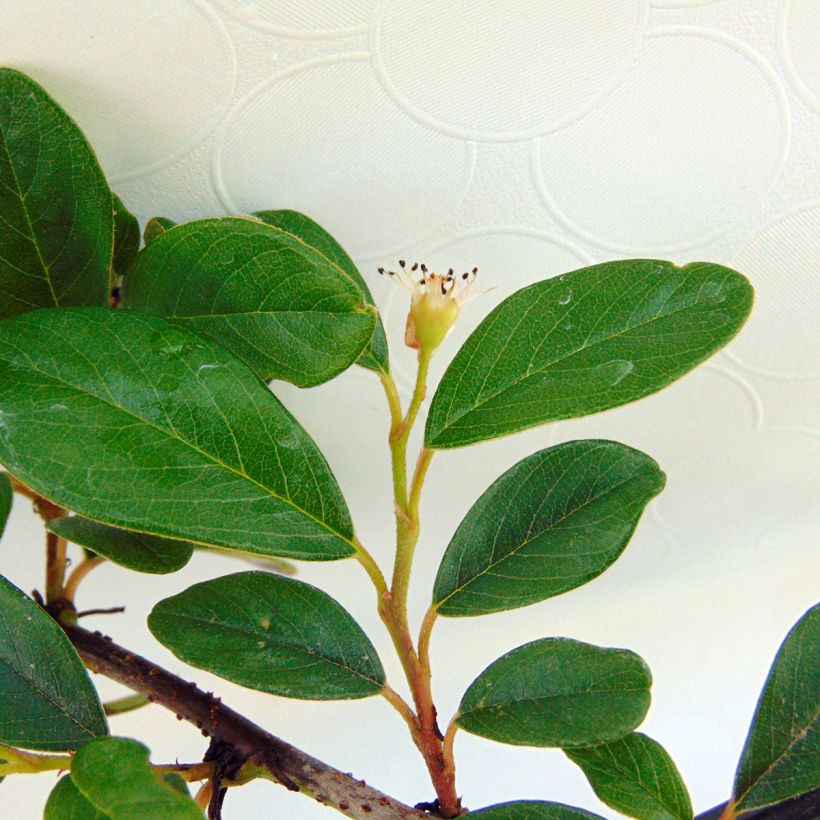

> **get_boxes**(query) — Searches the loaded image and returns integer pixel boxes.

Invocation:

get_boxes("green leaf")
[0,471,11,540]
[149,571,385,700]
[45,776,110,820]
[457,638,651,748]
[0,68,112,318]
[0,307,355,561]
[71,737,203,819]
[143,216,175,245]
[467,800,605,819]
[731,603,820,813]
[0,574,107,750]
[566,732,693,820]
[426,260,754,448]
[252,209,389,373]
[47,517,193,574]
[111,194,139,276]
[123,215,377,386]
[433,440,665,617]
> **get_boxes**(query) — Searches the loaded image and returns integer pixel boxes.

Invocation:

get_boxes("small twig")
[54,618,428,819]
[77,606,126,618]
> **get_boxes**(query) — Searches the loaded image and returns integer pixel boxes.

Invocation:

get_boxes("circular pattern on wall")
[0,0,235,181]
[213,55,474,258]
[780,0,820,112]
[371,0,647,140]
[214,0,374,37]
[728,203,820,379]
[535,28,788,252]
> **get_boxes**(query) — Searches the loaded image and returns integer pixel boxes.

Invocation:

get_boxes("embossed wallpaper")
[0,1,818,817]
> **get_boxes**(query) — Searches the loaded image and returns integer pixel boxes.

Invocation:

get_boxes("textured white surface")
[0,1,818,818]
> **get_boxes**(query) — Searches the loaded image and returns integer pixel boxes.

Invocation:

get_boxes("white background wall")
[1,1,818,818]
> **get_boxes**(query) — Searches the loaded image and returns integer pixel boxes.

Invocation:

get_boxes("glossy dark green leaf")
[426,260,753,448]
[48,516,193,574]
[467,801,605,819]
[457,638,651,748]
[143,216,175,245]
[149,571,385,700]
[0,68,112,318]
[0,574,107,750]
[111,194,139,276]
[566,732,693,820]
[433,440,665,617]
[45,776,110,820]
[71,737,203,819]
[252,209,389,373]
[0,307,355,560]
[123,216,377,386]
[731,604,820,813]
[0,472,11,540]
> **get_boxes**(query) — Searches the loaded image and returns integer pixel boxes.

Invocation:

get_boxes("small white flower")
[378,260,478,353]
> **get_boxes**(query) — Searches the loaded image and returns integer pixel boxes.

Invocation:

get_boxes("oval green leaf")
[48,517,194,574]
[111,194,139,277]
[252,209,389,373]
[46,776,110,820]
[0,574,107,750]
[148,571,385,700]
[123,216,377,386]
[467,800,605,819]
[0,68,112,318]
[566,732,693,820]
[71,737,203,819]
[731,603,820,813]
[433,440,665,617]
[0,307,355,560]
[0,472,11,541]
[457,638,652,748]
[426,260,753,448]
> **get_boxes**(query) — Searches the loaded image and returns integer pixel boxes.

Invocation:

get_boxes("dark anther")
[411,262,418,271]
[399,259,406,267]
[462,272,469,279]
[420,263,427,272]
[472,267,478,273]
[378,267,385,274]
[448,268,454,276]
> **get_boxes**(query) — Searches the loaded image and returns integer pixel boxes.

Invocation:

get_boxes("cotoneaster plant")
[0,68,816,820]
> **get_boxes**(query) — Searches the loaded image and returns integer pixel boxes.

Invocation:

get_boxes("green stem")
[0,747,71,776]
[103,692,151,716]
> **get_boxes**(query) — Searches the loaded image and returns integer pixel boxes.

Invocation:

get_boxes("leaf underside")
[48,516,194,574]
